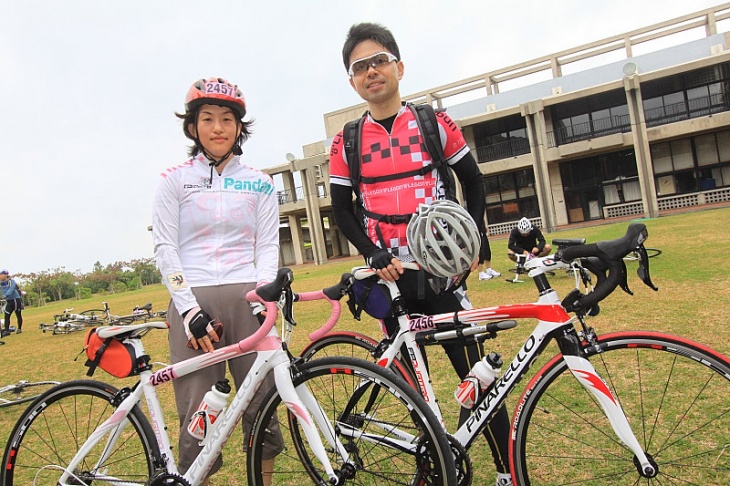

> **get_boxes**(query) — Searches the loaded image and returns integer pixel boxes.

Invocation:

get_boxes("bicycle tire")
[79,308,107,320]
[51,322,85,335]
[0,380,61,408]
[52,324,69,335]
[510,331,730,485]
[247,356,457,486]
[623,247,662,261]
[38,323,54,333]
[116,315,137,325]
[300,331,417,389]
[1,379,162,485]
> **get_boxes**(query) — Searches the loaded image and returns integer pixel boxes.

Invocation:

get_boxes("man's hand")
[367,249,403,282]
[182,306,220,352]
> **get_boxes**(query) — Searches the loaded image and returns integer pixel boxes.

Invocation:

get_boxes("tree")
[12,257,162,305]
[47,268,76,301]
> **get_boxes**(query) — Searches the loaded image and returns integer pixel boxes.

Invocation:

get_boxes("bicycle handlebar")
[248,224,658,344]
[245,268,352,348]
[351,261,421,280]
[558,223,658,314]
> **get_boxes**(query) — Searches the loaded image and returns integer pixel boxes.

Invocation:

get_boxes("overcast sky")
[2,0,724,275]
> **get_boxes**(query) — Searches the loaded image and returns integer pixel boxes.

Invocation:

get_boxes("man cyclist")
[508,217,552,262]
[329,22,513,486]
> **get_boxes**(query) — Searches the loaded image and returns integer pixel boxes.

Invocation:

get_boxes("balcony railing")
[644,93,730,127]
[547,114,631,148]
[475,137,531,163]
[276,188,301,205]
[276,184,329,206]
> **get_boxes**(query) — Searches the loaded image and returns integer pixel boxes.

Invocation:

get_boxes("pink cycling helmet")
[185,77,246,119]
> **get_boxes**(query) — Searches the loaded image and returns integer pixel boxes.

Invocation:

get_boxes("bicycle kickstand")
[507,254,527,283]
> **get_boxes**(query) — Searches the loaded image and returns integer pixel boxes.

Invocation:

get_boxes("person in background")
[477,231,501,280]
[508,217,552,261]
[151,77,282,485]
[1,269,24,335]
[329,22,513,486]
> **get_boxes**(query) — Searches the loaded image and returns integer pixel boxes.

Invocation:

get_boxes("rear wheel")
[510,331,730,485]
[1,380,161,485]
[247,356,456,485]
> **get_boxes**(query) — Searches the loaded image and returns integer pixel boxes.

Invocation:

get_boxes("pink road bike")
[2,271,456,486]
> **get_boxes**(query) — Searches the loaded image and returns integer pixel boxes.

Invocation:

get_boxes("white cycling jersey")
[152,153,279,314]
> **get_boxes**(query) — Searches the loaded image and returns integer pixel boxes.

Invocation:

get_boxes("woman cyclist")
[151,77,283,485]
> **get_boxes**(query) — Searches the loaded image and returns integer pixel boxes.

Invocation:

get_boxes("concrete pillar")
[624,74,660,218]
[521,100,557,232]
[288,215,305,265]
[282,171,296,202]
[301,167,328,265]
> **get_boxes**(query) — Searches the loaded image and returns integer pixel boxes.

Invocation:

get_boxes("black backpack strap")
[344,115,366,191]
[410,104,456,201]
[360,165,435,184]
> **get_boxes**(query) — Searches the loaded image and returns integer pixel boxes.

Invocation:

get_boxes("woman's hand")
[183,306,221,352]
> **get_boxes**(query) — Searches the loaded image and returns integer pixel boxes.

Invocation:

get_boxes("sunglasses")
[348,51,398,77]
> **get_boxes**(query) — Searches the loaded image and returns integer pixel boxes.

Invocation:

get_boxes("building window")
[549,89,631,147]
[642,63,730,127]
[473,115,531,163]
[559,150,639,222]
[651,130,730,195]
[484,170,538,224]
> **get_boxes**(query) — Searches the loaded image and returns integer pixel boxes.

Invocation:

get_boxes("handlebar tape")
[559,223,647,314]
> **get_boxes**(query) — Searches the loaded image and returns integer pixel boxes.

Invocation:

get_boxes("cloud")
[1,0,722,273]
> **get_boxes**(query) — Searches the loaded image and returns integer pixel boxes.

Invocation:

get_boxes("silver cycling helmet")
[406,200,480,278]
[517,217,533,234]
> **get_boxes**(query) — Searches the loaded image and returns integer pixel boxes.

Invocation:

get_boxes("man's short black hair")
[342,22,401,71]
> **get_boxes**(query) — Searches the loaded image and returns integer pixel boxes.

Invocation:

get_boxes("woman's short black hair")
[175,105,254,158]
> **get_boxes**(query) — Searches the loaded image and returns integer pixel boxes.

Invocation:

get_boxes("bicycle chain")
[147,472,189,486]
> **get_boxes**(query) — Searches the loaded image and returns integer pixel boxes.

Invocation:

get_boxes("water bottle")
[187,379,231,440]
[454,352,502,409]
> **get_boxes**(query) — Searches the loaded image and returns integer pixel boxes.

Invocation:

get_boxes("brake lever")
[636,245,659,291]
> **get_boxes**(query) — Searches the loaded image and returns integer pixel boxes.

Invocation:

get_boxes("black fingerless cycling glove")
[366,249,393,270]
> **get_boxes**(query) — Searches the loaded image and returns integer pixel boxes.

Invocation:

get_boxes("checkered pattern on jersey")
[360,118,442,254]
[361,120,430,171]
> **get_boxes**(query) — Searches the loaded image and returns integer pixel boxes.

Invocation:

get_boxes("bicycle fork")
[562,352,658,477]
[275,359,352,484]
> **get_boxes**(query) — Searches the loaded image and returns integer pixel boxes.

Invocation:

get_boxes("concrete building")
[267,3,730,266]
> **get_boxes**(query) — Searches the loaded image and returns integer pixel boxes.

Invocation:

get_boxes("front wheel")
[2,380,162,485]
[300,331,416,388]
[247,356,456,485]
[510,331,730,485]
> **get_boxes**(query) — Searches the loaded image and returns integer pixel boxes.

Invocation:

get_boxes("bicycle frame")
[349,259,656,475]
[59,291,352,486]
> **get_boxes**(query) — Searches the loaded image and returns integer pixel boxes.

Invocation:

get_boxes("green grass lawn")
[1,206,729,484]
